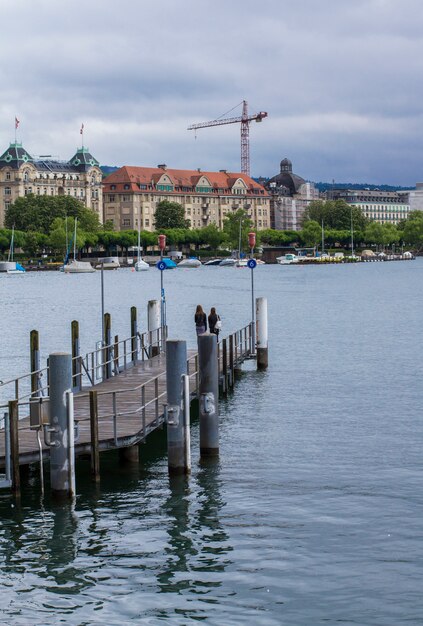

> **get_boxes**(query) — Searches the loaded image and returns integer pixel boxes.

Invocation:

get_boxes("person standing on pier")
[208,307,221,339]
[194,304,207,336]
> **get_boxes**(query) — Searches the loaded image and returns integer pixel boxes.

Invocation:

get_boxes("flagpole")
[14,117,17,143]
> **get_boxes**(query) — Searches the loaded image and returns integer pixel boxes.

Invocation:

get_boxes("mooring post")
[114,334,119,374]
[89,390,100,482]
[130,306,138,365]
[198,334,219,457]
[229,334,234,388]
[166,340,189,474]
[256,297,268,370]
[148,299,161,357]
[49,353,75,498]
[222,337,228,394]
[8,400,20,496]
[71,320,82,391]
[103,313,112,379]
[30,330,41,397]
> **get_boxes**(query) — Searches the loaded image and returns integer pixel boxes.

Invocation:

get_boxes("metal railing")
[0,326,167,403]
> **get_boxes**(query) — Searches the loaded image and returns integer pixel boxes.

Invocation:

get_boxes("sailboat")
[235,217,247,267]
[0,226,25,273]
[134,216,149,271]
[63,218,95,273]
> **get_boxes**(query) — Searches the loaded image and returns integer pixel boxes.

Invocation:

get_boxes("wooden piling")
[103,313,112,380]
[71,320,82,391]
[229,334,234,388]
[9,400,20,495]
[30,330,40,397]
[222,338,228,394]
[89,390,100,482]
[130,306,138,365]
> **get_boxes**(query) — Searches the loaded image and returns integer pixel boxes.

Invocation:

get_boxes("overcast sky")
[1,0,423,185]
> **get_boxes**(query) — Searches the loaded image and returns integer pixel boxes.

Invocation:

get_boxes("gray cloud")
[1,0,423,185]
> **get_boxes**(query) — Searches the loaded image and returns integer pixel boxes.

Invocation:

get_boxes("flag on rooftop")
[15,117,20,129]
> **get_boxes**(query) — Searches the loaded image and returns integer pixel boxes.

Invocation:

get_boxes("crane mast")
[188,100,267,176]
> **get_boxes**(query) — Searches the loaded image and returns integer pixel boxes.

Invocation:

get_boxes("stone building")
[329,188,410,224]
[0,142,103,227]
[265,158,320,230]
[102,165,271,231]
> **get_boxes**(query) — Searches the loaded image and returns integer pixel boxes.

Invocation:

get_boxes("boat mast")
[321,219,324,255]
[137,210,141,263]
[73,218,77,261]
[350,209,354,257]
[238,217,243,259]
[8,225,15,262]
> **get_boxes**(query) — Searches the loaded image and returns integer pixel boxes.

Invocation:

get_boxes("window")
[6,171,11,181]
[123,218,131,226]
[4,187,11,195]
[124,184,130,190]
[145,219,150,227]
[157,184,174,192]
[110,184,116,190]
[50,187,54,195]
[122,195,130,202]
[109,194,115,202]
[4,201,11,211]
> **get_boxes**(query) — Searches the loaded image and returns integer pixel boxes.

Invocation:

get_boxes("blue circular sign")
[157,260,166,271]
[247,259,257,269]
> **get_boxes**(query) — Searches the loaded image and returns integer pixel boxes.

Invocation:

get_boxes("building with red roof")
[102,165,270,231]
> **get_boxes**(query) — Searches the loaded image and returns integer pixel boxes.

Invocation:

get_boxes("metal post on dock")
[130,306,138,365]
[49,353,75,498]
[165,340,189,475]
[30,330,41,397]
[256,297,268,370]
[148,299,161,357]
[71,320,82,391]
[198,334,219,457]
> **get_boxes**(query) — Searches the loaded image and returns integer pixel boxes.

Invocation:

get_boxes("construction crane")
[187,100,267,177]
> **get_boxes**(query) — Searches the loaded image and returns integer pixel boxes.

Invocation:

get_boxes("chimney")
[158,164,167,169]
[219,169,227,173]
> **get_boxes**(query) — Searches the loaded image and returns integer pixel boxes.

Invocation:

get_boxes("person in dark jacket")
[194,304,207,336]
[208,307,221,338]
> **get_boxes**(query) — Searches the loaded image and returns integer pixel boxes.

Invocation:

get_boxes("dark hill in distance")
[254,177,413,192]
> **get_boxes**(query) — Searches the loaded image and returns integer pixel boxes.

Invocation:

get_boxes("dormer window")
[110,184,116,190]
[124,184,130,190]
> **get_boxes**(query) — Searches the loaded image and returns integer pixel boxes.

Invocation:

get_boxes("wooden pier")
[0,323,254,482]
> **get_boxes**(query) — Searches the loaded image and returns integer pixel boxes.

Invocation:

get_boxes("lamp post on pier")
[158,234,167,349]
[248,232,257,356]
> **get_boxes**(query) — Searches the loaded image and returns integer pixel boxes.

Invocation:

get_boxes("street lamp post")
[351,207,354,257]
[248,232,256,355]
[158,234,167,348]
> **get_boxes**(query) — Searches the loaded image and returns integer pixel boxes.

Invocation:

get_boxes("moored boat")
[177,258,202,268]
[276,253,299,265]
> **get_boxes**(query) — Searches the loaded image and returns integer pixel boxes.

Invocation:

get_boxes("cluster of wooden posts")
[0,297,268,499]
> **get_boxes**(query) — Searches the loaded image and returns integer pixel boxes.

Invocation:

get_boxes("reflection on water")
[0,262,423,624]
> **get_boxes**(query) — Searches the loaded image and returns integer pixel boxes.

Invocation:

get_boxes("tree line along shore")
[1,195,422,264]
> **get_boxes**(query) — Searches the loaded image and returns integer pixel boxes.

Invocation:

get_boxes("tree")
[154,200,190,230]
[402,213,423,250]
[199,224,226,250]
[303,199,368,231]
[300,220,322,247]
[222,209,253,253]
[5,194,100,234]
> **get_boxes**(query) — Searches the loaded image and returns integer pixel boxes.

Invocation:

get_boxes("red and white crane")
[187,100,267,177]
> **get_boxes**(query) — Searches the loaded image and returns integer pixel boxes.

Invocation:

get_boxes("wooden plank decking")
[0,324,253,471]
[0,350,198,467]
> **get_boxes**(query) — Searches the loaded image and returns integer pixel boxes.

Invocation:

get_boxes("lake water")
[0,260,422,625]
